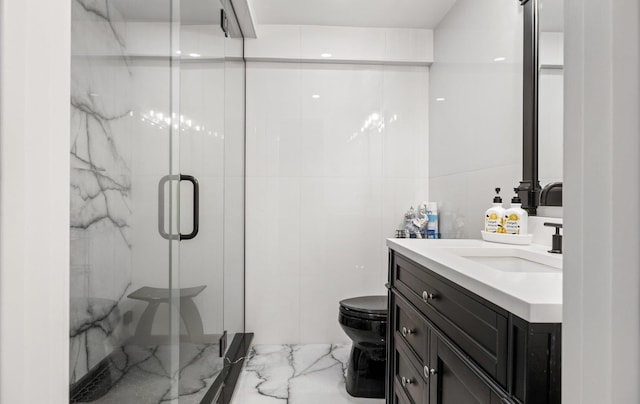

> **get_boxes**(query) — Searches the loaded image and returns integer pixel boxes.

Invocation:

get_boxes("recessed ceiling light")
[176,50,182,55]
[189,53,201,58]
[436,97,446,102]
[494,57,506,62]
[312,94,320,99]
[321,53,332,58]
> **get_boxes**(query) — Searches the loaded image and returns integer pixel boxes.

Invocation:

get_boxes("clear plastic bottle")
[426,202,439,239]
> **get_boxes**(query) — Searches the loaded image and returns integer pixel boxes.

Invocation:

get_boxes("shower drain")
[69,359,114,403]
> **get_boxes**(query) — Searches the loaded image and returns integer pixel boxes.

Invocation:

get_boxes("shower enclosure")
[69,0,246,402]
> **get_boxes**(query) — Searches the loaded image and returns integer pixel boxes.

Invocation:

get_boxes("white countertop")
[386,238,563,323]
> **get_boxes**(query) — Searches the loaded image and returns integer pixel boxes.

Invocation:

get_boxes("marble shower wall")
[70,0,134,384]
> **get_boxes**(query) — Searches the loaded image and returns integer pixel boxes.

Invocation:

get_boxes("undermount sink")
[445,247,562,273]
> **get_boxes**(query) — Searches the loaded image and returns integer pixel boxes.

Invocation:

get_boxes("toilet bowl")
[338,295,387,398]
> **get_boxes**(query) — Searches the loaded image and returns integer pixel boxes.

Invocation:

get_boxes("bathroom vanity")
[386,239,562,404]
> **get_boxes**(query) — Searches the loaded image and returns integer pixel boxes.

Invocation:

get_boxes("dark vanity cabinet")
[387,251,561,404]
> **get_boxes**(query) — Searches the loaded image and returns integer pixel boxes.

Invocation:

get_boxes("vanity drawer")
[394,338,429,404]
[394,295,429,365]
[392,253,509,387]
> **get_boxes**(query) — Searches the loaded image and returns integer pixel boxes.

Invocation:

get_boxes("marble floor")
[72,342,223,404]
[230,344,385,404]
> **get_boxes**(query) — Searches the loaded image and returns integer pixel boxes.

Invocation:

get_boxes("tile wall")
[429,0,524,239]
[246,59,429,344]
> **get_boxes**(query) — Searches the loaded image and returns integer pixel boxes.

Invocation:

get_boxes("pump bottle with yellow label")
[485,188,506,233]
[503,188,528,235]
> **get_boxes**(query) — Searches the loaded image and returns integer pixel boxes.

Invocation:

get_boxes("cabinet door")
[394,339,430,404]
[394,388,412,404]
[429,335,508,404]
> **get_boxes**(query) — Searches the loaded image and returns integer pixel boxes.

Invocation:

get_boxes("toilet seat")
[339,295,387,321]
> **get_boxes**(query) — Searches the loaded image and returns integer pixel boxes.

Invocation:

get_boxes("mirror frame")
[518,0,542,215]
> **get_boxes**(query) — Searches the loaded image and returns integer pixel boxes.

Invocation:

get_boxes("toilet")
[338,295,387,398]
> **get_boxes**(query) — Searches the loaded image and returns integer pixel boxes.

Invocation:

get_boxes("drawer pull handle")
[422,291,436,302]
[422,365,438,379]
[401,376,414,387]
[401,326,414,337]
[423,366,437,378]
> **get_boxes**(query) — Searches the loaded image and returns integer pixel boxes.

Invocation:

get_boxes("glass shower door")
[70,0,244,401]
[178,6,247,399]
[173,0,229,394]
[70,0,183,402]
[175,0,247,387]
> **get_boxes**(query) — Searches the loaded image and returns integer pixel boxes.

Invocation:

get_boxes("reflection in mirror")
[538,0,564,190]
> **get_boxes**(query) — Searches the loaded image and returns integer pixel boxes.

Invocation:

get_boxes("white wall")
[245,28,430,343]
[428,0,523,239]
[245,25,433,64]
[563,0,639,402]
[0,0,70,402]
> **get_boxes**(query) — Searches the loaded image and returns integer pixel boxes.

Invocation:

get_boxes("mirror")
[538,0,564,187]
[519,0,563,214]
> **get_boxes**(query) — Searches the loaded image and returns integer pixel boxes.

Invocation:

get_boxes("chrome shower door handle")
[158,174,200,241]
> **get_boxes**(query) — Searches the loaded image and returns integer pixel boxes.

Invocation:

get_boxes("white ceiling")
[247,0,458,29]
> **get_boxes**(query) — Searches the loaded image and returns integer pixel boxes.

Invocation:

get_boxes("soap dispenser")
[485,188,506,233]
[504,188,528,235]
